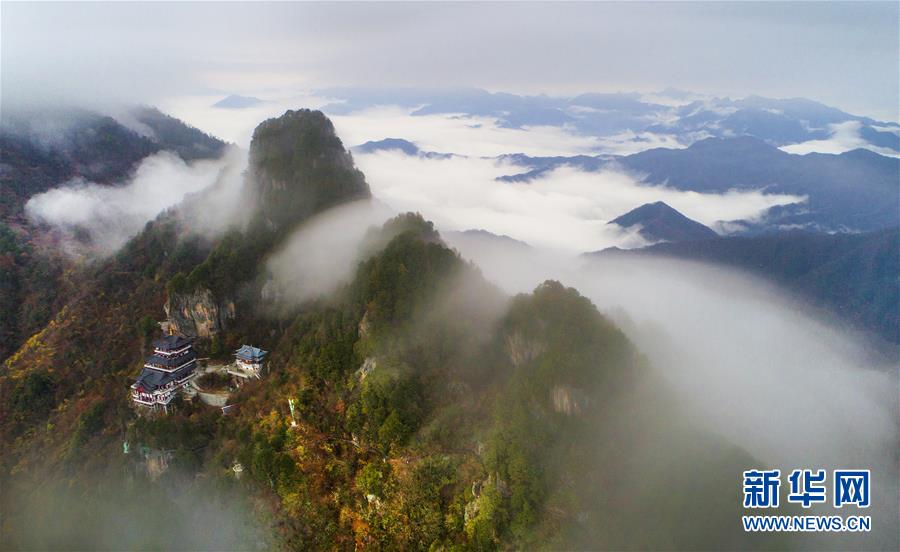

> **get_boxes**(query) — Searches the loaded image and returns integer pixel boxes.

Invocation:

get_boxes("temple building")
[130,335,198,412]
[228,344,268,381]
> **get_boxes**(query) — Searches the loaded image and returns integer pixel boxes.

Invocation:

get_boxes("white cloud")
[264,199,394,306]
[443,243,898,545]
[328,105,708,157]
[25,147,247,257]
[781,120,899,157]
[353,151,804,252]
[592,130,689,155]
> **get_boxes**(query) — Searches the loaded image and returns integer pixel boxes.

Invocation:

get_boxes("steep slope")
[127,214,767,550]
[0,107,227,361]
[609,201,718,243]
[130,106,227,161]
[247,109,370,232]
[0,109,373,521]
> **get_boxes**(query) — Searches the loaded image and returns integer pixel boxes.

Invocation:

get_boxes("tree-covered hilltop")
[248,109,370,232]
[1,110,775,550]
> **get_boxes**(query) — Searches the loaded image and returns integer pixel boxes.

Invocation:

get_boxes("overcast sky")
[2,2,898,121]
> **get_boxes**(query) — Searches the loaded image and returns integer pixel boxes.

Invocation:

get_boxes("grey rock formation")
[164,287,235,338]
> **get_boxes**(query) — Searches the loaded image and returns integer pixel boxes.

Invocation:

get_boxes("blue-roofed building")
[130,334,198,412]
[230,344,268,380]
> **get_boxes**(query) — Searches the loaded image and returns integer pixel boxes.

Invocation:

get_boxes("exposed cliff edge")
[163,287,235,338]
[246,109,371,232]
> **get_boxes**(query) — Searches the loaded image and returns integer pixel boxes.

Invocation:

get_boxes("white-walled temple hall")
[130,335,198,412]
[229,344,268,380]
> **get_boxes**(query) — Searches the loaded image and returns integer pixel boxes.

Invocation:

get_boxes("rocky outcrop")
[506,331,546,367]
[246,109,371,231]
[356,357,377,381]
[358,309,372,339]
[164,287,235,338]
[551,385,590,416]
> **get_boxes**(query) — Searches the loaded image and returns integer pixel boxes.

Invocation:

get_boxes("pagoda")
[130,335,198,412]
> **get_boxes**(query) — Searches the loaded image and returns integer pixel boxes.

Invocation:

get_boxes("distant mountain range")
[356,134,899,235]
[352,138,452,159]
[212,94,265,109]
[444,228,532,251]
[608,202,718,243]
[336,88,897,236]
[619,137,899,233]
[353,138,420,155]
[323,87,900,154]
[591,227,900,344]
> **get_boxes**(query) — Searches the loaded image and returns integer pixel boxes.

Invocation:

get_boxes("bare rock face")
[506,331,546,367]
[356,357,377,381]
[358,309,372,339]
[246,109,371,231]
[551,385,590,416]
[164,287,235,338]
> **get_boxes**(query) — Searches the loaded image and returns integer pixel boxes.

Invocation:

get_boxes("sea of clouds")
[351,149,802,251]
[24,101,806,258]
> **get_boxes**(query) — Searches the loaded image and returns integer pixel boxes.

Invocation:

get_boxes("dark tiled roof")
[235,345,268,361]
[153,334,192,352]
[145,349,196,369]
[133,362,195,391]
[134,367,171,389]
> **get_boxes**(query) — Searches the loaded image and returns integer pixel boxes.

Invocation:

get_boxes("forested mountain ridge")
[0,107,227,362]
[0,109,365,472]
[0,109,776,550]
[0,106,226,221]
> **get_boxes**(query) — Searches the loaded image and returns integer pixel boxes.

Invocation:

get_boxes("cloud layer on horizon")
[781,120,900,157]
[353,150,804,252]
[3,3,897,122]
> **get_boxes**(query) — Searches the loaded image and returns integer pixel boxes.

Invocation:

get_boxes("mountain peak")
[353,138,420,155]
[213,94,265,109]
[247,109,371,231]
[686,135,779,154]
[609,201,718,243]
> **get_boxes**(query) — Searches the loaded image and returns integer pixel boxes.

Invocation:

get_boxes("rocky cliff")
[163,287,235,338]
[246,109,371,232]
